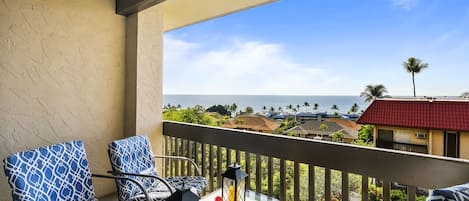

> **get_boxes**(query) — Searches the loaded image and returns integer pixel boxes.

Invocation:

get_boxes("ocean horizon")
[163,94,370,114]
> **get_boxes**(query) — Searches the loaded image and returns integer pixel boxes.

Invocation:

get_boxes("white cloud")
[163,35,342,95]
[389,0,419,11]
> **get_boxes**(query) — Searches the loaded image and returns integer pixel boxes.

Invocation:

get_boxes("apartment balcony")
[162,121,469,201]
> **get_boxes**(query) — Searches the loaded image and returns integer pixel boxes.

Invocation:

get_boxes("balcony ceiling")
[162,0,277,32]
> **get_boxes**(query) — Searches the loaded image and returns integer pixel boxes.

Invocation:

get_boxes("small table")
[201,189,279,201]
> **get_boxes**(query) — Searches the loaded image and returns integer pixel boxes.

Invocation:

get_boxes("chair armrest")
[92,173,151,201]
[108,171,175,194]
[153,155,201,176]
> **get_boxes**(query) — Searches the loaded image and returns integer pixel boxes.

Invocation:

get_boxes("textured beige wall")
[432,130,445,156]
[375,126,429,145]
[0,0,126,199]
[460,132,469,159]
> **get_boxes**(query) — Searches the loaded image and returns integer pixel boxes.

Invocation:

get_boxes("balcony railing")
[377,141,429,154]
[162,121,469,201]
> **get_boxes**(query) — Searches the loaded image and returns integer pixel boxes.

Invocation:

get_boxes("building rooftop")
[357,98,469,131]
[287,120,358,139]
[223,114,280,131]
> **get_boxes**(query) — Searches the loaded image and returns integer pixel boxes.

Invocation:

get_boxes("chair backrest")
[3,141,96,201]
[427,183,469,201]
[108,135,158,201]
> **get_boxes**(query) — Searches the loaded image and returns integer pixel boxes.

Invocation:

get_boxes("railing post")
[209,144,214,192]
[309,165,315,201]
[280,158,286,201]
[187,141,192,175]
[202,143,206,184]
[226,148,231,167]
[362,175,368,201]
[217,146,222,188]
[383,180,390,201]
[181,139,186,175]
[246,152,251,190]
[165,136,169,177]
[256,154,262,193]
[342,171,349,201]
[408,185,416,201]
[268,156,273,197]
[294,162,300,201]
[174,138,181,176]
[325,168,331,201]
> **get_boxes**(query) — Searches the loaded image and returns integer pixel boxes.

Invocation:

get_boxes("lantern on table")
[221,163,247,201]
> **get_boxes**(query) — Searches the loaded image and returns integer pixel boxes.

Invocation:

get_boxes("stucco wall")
[431,130,444,156]
[460,132,469,159]
[375,126,428,145]
[0,0,126,199]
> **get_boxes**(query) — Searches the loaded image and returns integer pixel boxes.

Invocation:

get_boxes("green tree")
[163,105,218,126]
[206,104,230,116]
[331,131,345,142]
[229,103,238,116]
[245,106,254,114]
[303,101,310,112]
[350,103,359,114]
[269,106,275,113]
[361,84,388,102]
[403,57,428,97]
[331,104,339,117]
[319,123,328,132]
[313,103,319,112]
[358,125,374,142]
[286,104,293,112]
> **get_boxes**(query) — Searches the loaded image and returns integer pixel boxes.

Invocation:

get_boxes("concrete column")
[124,5,164,167]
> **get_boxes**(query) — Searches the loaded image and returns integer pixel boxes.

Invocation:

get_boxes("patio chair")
[3,140,156,201]
[427,183,469,201]
[108,135,207,201]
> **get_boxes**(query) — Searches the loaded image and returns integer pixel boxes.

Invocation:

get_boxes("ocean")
[163,95,370,114]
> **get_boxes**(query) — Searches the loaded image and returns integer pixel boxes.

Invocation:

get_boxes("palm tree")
[303,101,310,112]
[331,104,339,117]
[403,57,428,97]
[262,105,267,112]
[229,103,238,116]
[361,84,388,102]
[350,103,359,114]
[296,104,300,112]
[269,106,275,113]
[313,103,319,113]
[287,104,293,112]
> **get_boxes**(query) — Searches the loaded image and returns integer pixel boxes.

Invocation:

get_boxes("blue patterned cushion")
[108,135,159,201]
[427,183,469,201]
[3,141,96,201]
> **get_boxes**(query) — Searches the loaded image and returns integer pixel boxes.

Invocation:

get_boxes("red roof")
[357,99,469,132]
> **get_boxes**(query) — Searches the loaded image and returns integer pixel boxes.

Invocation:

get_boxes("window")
[444,131,460,158]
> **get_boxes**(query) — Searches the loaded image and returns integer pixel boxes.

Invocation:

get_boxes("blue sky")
[163,0,469,96]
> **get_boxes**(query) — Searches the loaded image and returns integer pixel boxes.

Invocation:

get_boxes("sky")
[163,0,469,96]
